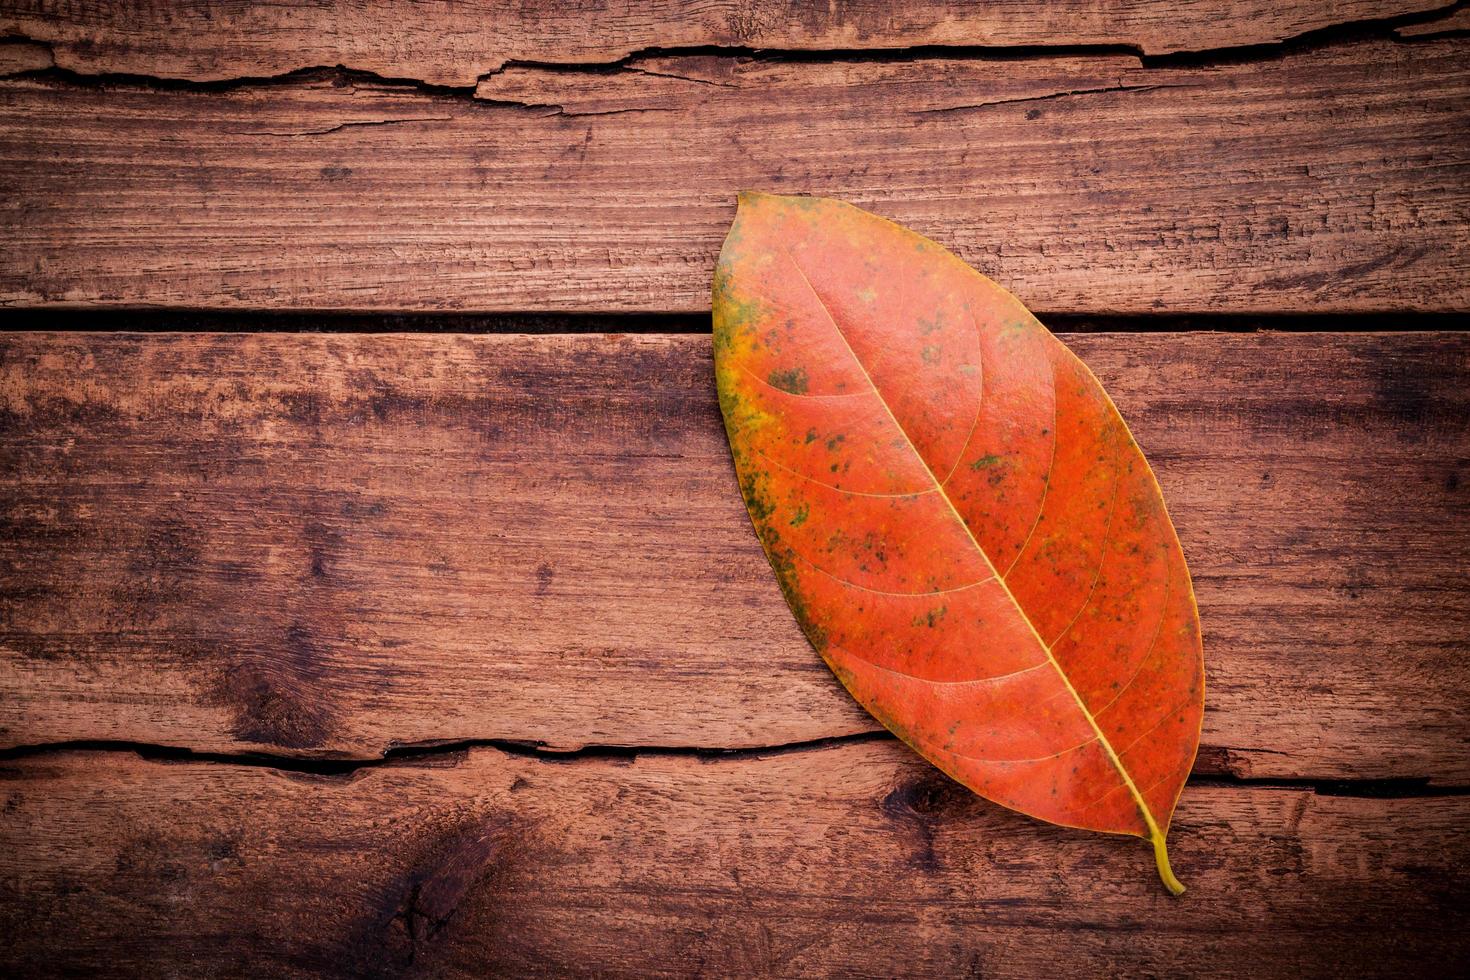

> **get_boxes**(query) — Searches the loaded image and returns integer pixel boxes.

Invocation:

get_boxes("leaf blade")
[714,192,1204,893]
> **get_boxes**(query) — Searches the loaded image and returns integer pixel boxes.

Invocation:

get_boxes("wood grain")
[1,37,1467,313]
[1,332,1465,782]
[0,0,1451,85]
[2,743,1465,977]
[1398,5,1470,36]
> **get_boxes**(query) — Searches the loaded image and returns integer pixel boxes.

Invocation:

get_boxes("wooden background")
[1,2,1467,977]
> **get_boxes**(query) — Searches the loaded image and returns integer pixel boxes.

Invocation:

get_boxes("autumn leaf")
[713,192,1204,893]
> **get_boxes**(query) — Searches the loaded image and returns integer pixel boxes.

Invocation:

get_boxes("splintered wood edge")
[0,1,1451,85]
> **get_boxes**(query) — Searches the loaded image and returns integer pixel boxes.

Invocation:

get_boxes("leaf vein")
[789,547,996,598]
[748,444,934,499]
[939,307,986,487]
[1090,571,1173,720]
[1046,442,1125,650]
[831,644,1049,688]
[1001,352,1058,582]
[738,363,870,400]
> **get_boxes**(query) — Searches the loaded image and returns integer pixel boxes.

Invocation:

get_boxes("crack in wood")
[1,737,1464,798]
[0,310,1464,334]
[0,732,897,774]
[0,1,1463,97]
[914,82,1188,115]
[231,116,455,138]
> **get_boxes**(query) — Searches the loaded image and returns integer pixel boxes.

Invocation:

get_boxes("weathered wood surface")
[1398,4,1470,36]
[2,332,1466,782]
[1,743,1465,977]
[1,5,1466,974]
[1,37,1467,313]
[0,0,1452,84]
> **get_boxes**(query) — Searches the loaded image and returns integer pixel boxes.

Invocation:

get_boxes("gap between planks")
[2,736,1467,801]
[0,312,1467,334]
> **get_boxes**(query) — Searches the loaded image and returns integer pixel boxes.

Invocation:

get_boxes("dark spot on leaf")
[767,366,809,394]
[911,604,947,628]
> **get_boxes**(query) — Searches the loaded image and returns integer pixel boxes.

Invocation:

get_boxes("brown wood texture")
[0,0,1452,83]
[2,332,1466,783]
[3,7,1470,974]
[1398,5,1470,35]
[1,36,1467,313]
[2,743,1466,978]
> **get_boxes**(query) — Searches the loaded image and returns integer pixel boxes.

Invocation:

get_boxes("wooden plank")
[1,331,1466,782]
[0,1,1449,85]
[1398,6,1470,36]
[1,38,1466,313]
[1,743,1465,977]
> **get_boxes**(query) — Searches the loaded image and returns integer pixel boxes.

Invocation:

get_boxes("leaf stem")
[1153,833,1185,895]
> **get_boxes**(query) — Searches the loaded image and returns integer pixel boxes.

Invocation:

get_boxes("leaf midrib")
[784,249,1165,848]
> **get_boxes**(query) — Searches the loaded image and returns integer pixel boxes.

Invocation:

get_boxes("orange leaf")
[713,193,1204,893]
